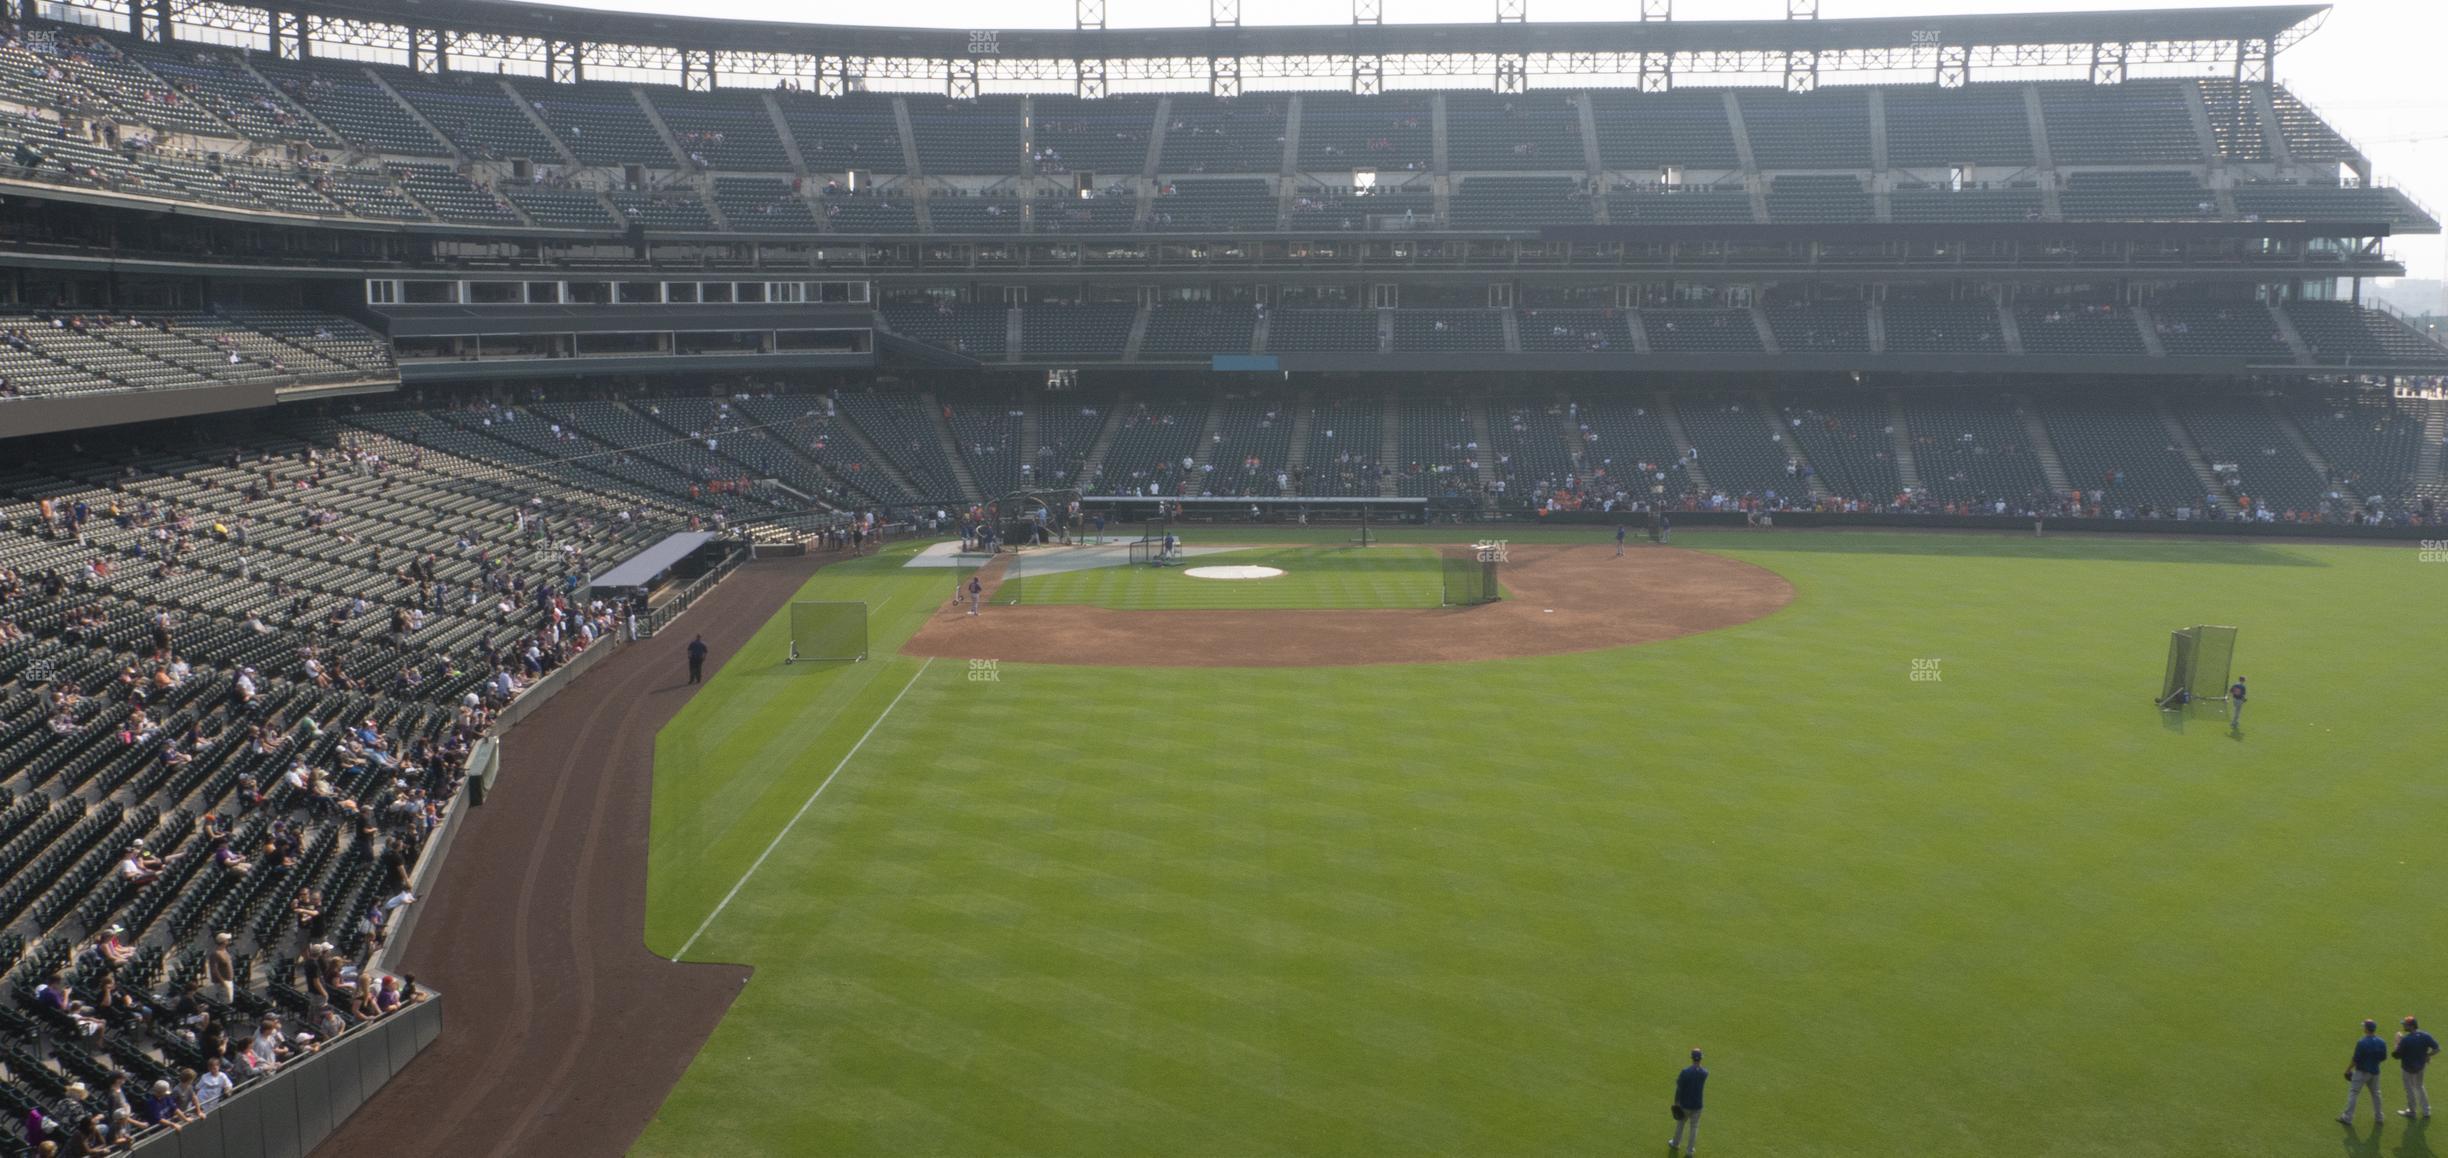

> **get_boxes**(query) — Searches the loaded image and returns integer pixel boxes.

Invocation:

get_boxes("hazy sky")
[522,0,2447,279]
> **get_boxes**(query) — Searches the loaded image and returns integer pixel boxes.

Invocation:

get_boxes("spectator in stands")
[292,887,324,946]
[211,836,252,875]
[248,1015,291,1071]
[100,1074,133,1133]
[206,932,235,1003]
[139,1080,184,1131]
[34,973,103,1037]
[91,972,145,1029]
[117,841,165,886]
[76,1111,120,1156]
[192,1059,232,1116]
[171,1069,202,1122]
[93,924,135,966]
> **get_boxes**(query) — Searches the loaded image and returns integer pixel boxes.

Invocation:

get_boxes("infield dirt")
[902,543,1793,667]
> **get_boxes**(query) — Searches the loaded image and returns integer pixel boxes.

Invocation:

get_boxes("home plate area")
[1184,565,1285,580]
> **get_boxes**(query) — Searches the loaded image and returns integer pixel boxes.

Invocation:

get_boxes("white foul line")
[673,655,933,962]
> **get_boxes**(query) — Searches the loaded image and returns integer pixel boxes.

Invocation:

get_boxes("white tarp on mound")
[1184,565,1286,580]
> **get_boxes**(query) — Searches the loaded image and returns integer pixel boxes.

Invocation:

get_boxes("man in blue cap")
[2397,1016,2438,1119]
[1670,1048,1708,1154]
[2344,1018,2389,1125]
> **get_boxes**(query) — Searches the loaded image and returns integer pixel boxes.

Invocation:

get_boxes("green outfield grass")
[635,530,2446,1158]
[1003,544,1446,609]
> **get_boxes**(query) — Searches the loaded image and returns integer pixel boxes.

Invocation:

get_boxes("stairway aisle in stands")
[1377,388,1405,497]
[1467,398,1501,495]
[921,393,985,503]
[1074,392,1130,494]
[2014,394,2075,498]
[1886,393,1924,492]
[1654,392,1712,494]
[2417,400,2447,503]
[2154,397,2230,513]
[1755,391,1831,500]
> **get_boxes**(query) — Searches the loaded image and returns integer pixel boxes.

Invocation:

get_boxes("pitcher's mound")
[905,544,1792,668]
[1184,565,1285,580]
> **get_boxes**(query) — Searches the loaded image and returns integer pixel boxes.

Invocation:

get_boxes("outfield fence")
[126,993,443,1158]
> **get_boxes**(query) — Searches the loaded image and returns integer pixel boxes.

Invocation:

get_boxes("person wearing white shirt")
[193,1059,234,1113]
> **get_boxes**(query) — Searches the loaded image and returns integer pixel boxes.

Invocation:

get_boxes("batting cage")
[1129,534,1182,567]
[787,601,869,663]
[1440,543,1502,606]
[2156,624,2238,708]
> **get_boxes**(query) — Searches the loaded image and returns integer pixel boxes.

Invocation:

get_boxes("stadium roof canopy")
[151,0,2329,96]
[281,1,2326,60]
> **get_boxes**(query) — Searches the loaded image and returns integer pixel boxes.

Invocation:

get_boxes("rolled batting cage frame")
[2156,624,2237,709]
[1441,546,1501,606]
[787,601,869,663]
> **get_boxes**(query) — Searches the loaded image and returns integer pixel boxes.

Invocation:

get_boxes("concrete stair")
[2267,302,2314,366]
[1121,304,1152,363]
[1757,391,1830,501]
[2416,399,2447,503]
[1379,388,1405,497]
[1750,307,1782,355]
[1468,397,1500,498]
[1283,394,1315,484]
[2263,397,2334,482]
[1075,392,1129,493]
[629,87,689,168]
[1654,392,1711,494]
[763,92,809,176]
[2133,305,2169,358]
[1887,392,1923,493]
[2154,397,2229,513]
[1019,400,1043,488]
[920,392,984,502]
[500,80,582,167]
[1187,395,1229,489]
[2014,394,2073,498]
[362,68,462,162]
[832,406,928,503]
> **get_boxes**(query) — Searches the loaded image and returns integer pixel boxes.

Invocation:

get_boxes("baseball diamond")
[0,1,2441,1157]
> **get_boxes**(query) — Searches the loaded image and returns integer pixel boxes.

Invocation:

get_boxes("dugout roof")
[591,531,717,589]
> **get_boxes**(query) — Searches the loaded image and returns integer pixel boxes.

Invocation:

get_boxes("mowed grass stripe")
[640,534,2448,1157]
[645,546,971,959]
[1007,545,1445,610]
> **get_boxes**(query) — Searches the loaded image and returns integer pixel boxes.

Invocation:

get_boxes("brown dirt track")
[314,554,835,1158]
[904,543,1793,666]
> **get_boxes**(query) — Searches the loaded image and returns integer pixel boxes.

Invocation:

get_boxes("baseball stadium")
[0,0,2441,1153]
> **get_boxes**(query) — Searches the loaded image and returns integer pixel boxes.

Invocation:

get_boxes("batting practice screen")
[1441,549,1499,606]
[2159,624,2238,703]
[790,601,869,662]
